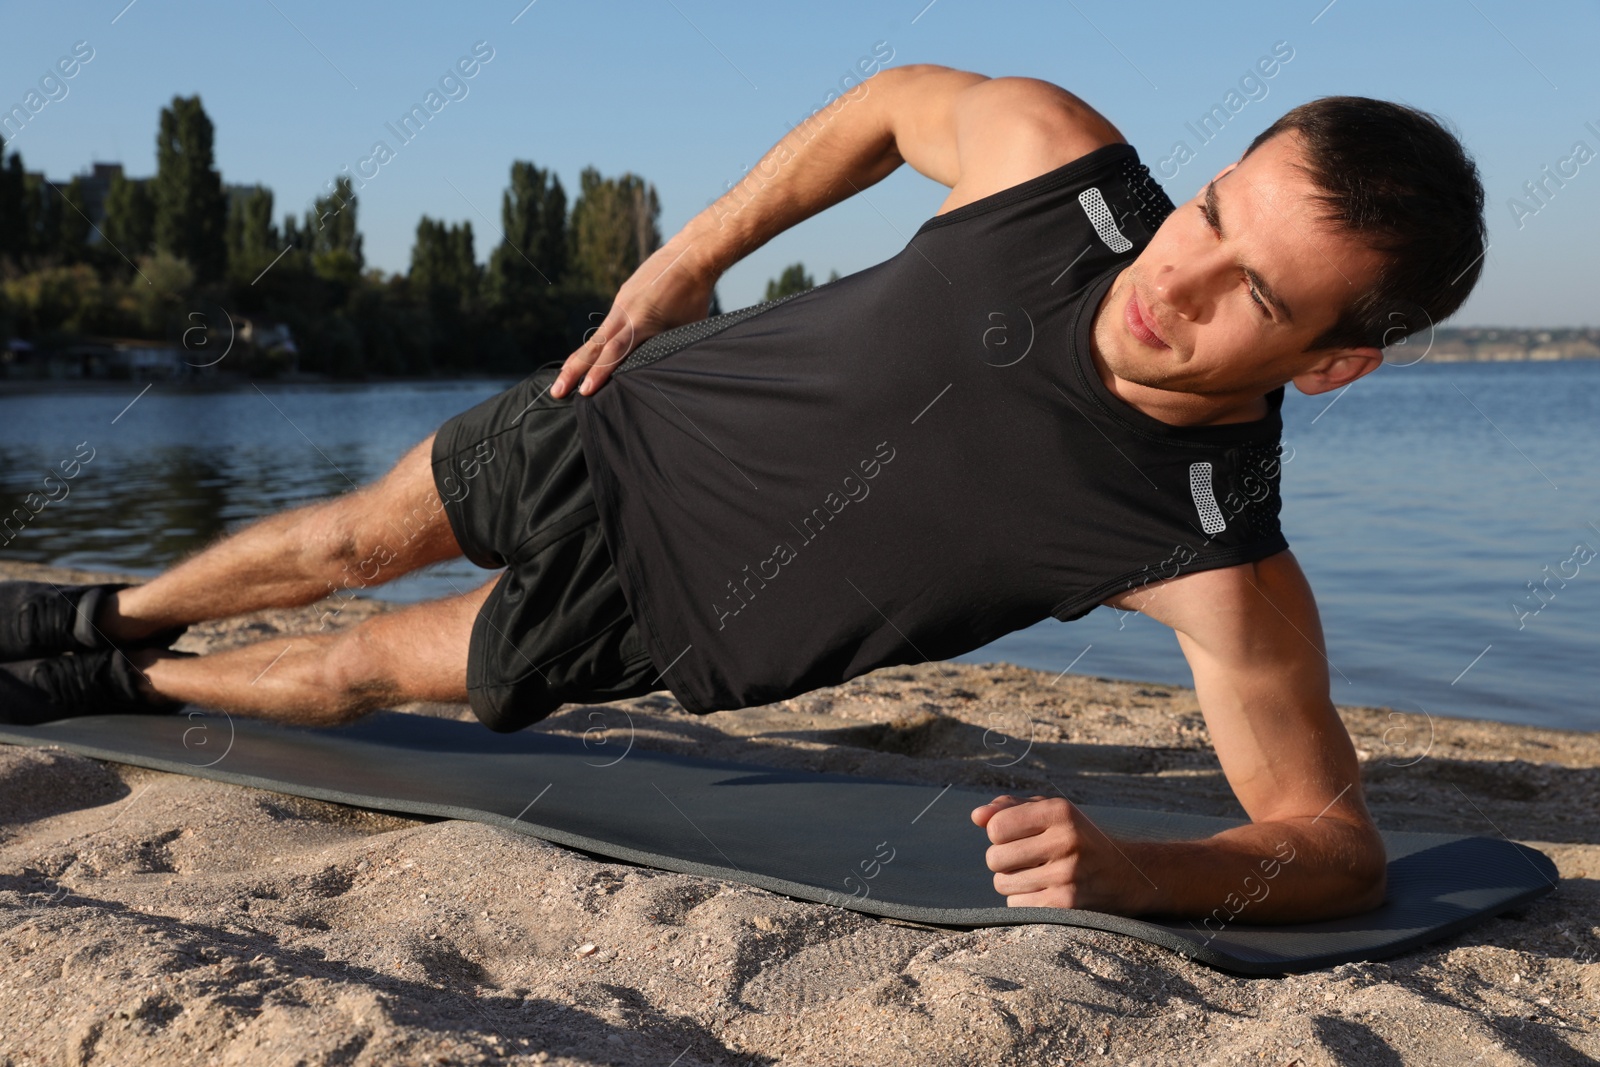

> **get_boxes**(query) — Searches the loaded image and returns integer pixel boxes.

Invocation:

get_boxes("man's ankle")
[127,646,188,704]
[95,587,175,645]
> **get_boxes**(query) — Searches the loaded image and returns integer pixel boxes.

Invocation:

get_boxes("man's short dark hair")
[1244,96,1486,352]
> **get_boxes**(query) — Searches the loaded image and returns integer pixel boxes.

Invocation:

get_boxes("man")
[1,65,1485,923]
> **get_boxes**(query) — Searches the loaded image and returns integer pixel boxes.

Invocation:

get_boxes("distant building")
[114,339,187,379]
[23,162,130,245]
[5,339,191,380]
[52,341,117,379]
[0,338,37,379]
[1427,339,1472,362]
[1531,339,1600,360]
[237,317,297,354]
[235,316,300,375]
[224,182,262,208]
[77,162,124,243]
[1414,328,1599,363]
[1474,342,1529,362]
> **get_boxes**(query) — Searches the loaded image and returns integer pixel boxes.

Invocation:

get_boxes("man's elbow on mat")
[1308,817,1388,919]
[1347,825,1389,914]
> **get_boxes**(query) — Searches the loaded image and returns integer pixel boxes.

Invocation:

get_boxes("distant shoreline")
[0,373,522,395]
[1426,345,1599,363]
[1425,326,1600,362]
[3,356,1597,395]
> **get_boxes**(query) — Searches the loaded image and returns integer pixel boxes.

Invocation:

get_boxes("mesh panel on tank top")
[616,290,810,374]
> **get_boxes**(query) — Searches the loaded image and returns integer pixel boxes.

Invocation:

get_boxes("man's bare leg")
[98,434,461,643]
[130,578,494,725]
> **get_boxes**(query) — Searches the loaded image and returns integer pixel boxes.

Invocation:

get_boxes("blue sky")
[4,0,1597,326]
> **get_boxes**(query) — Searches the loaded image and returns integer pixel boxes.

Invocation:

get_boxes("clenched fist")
[971,794,1156,914]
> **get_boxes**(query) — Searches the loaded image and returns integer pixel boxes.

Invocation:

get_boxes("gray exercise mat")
[0,711,1557,976]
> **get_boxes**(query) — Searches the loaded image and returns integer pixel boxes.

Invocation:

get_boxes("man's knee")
[335,438,462,579]
[284,498,368,579]
[320,624,402,718]
[294,494,453,593]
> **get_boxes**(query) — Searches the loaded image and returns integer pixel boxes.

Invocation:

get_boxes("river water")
[3,360,1596,731]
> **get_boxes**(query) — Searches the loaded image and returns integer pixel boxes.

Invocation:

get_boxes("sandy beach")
[0,560,1595,1066]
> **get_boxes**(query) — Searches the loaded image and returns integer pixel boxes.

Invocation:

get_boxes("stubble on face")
[1093,264,1193,392]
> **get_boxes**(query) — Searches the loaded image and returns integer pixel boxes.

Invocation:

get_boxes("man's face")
[1095,131,1387,400]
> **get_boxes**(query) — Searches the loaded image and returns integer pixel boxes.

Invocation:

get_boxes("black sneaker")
[0,650,180,726]
[0,581,185,660]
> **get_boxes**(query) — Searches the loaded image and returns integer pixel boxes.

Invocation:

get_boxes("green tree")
[485,160,566,309]
[348,277,429,376]
[251,200,364,376]
[152,95,226,279]
[3,263,108,337]
[280,212,303,264]
[568,167,660,297]
[410,216,481,371]
[28,175,63,264]
[0,137,36,266]
[224,185,278,287]
[305,175,363,286]
[409,216,478,311]
[49,177,92,261]
[102,173,154,260]
[764,262,815,301]
[485,161,572,364]
[129,250,195,335]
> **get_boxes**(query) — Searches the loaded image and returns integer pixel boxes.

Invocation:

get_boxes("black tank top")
[574,143,1288,714]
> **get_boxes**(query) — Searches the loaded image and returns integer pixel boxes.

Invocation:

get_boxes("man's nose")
[1151,258,1221,322]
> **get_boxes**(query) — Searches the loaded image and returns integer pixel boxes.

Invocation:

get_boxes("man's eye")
[1246,282,1270,315]
[1197,203,1218,233]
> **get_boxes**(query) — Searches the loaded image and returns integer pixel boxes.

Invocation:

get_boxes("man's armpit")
[1100,551,1298,640]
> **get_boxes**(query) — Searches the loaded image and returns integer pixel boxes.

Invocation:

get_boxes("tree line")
[0,94,762,377]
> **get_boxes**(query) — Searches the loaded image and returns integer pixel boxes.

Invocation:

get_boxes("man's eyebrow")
[1205,179,1222,233]
[1206,178,1294,323]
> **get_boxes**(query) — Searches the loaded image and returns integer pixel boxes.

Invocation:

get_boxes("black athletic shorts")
[431,364,660,732]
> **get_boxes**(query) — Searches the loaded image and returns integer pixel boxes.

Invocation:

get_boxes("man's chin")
[1105,346,1184,390]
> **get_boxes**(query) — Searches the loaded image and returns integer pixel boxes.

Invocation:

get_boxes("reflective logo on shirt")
[1189,461,1228,535]
[1079,187,1133,253]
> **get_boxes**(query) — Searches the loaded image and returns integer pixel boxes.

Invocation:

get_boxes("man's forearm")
[670,76,899,281]
[668,65,981,283]
[1119,815,1386,924]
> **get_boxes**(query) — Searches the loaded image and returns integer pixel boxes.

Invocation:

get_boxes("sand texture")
[0,562,1595,1066]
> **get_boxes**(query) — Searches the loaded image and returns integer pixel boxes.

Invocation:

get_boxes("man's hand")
[550,236,719,399]
[972,794,1156,912]
[969,549,1390,924]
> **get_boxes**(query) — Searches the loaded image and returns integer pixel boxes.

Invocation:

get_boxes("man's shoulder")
[938,77,1127,214]
[923,140,1175,269]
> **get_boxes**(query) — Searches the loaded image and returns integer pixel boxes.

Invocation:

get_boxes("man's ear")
[1291,346,1383,396]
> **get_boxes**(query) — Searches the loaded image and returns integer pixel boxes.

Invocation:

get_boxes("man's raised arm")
[551,64,1123,397]
[974,550,1388,923]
